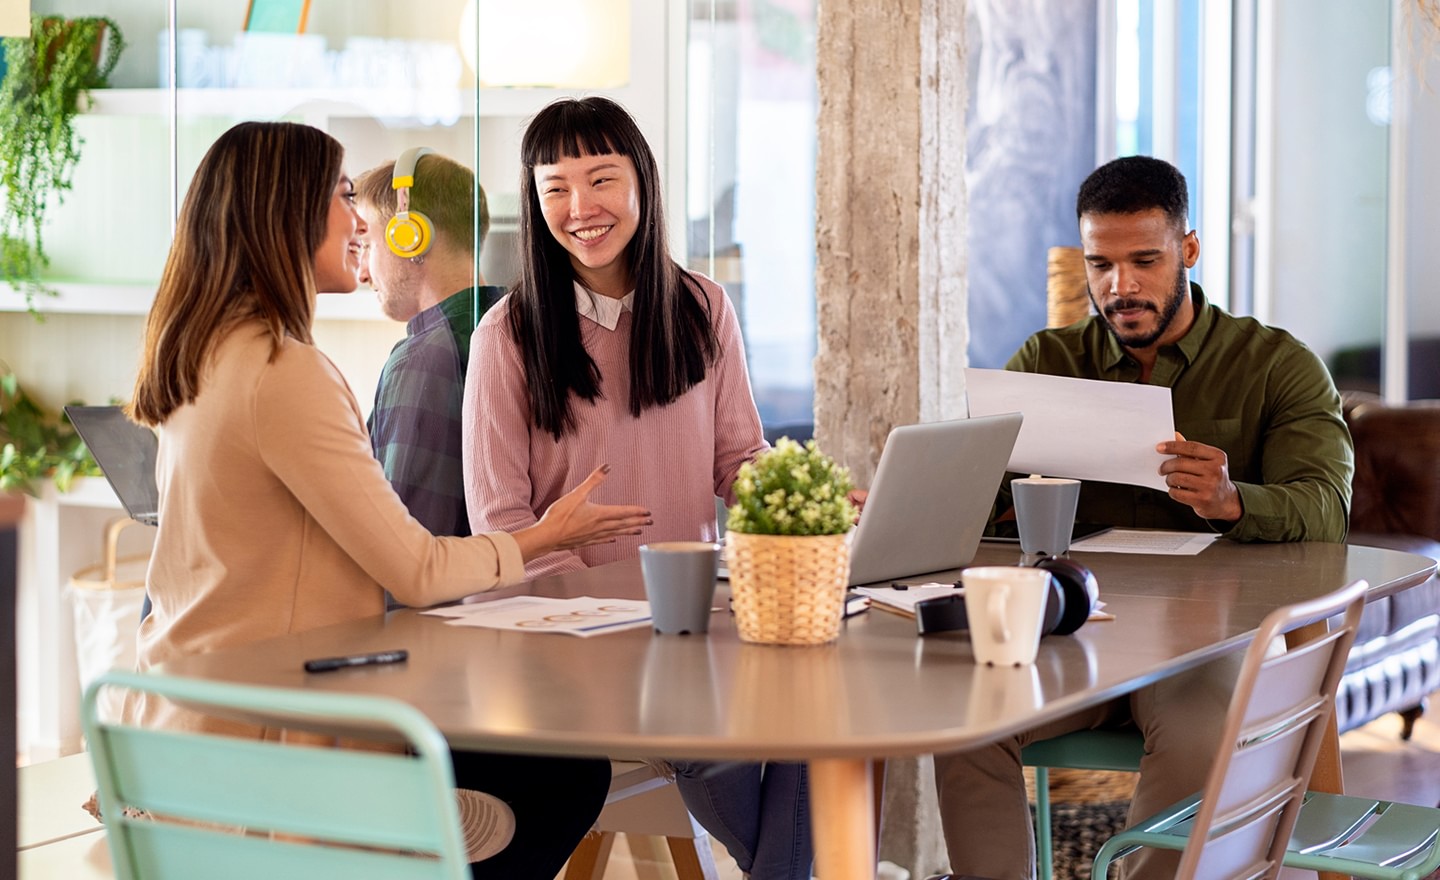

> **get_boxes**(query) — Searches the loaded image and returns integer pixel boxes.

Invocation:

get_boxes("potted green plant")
[0,14,125,311]
[0,368,101,495]
[725,437,857,645]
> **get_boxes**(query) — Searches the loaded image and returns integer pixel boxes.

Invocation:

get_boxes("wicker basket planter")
[725,530,851,646]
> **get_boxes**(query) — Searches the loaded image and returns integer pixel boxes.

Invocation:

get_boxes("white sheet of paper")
[965,368,1174,491]
[1069,529,1220,555]
[441,596,653,637]
[420,596,559,618]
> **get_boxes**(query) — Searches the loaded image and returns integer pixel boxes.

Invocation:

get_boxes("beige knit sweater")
[126,322,524,736]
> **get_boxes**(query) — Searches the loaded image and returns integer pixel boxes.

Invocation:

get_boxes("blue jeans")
[672,760,812,880]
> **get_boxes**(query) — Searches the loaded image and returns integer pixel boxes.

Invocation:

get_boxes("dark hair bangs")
[523,109,627,169]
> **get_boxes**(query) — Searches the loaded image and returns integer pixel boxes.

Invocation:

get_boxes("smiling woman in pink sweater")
[462,97,811,880]
[463,106,765,580]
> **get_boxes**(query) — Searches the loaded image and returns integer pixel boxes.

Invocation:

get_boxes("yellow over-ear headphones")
[386,147,435,259]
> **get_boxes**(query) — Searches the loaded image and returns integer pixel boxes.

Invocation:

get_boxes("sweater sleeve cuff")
[488,531,527,587]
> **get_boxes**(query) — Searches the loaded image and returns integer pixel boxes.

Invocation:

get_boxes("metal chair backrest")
[82,670,469,880]
[1176,578,1368,879]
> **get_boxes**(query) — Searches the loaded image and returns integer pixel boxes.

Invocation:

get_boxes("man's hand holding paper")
[1156,433,1242,522]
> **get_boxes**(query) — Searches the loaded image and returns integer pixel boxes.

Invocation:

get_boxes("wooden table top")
[158,540,1435,762]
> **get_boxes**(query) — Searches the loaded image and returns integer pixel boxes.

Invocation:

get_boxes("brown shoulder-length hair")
[510,97,718,439]
[128,121,344,426]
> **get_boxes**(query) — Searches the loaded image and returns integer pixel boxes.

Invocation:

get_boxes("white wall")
[1404,19,1440,339]
[1265,0,1390,363]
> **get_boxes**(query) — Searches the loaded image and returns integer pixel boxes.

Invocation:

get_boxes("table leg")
[1286,620,1347,880]
[1285,621,1344,795]
[809,757,876,880]
[871,759,887,847]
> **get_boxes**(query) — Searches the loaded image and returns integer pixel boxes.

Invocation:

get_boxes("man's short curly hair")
[1076,155,1189,231]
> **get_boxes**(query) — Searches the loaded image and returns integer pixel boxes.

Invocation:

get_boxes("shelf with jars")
[0,281,389,320]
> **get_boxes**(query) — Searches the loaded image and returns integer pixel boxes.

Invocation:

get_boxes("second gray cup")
[1011,477,1082,556]
[639,542,721,635]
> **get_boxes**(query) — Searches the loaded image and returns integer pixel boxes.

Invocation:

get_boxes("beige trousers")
[932,652,1244,880]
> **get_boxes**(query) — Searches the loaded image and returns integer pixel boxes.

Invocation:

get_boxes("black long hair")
[511,97,717,439]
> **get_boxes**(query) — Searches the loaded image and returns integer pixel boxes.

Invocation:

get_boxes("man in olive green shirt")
[933,156,1353,880]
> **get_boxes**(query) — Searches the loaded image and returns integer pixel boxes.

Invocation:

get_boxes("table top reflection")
[157,540,1435,763]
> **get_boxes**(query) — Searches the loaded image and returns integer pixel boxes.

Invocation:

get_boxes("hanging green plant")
[0,14,125,312]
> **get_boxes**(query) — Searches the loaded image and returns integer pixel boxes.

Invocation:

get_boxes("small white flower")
[727,438,855,535]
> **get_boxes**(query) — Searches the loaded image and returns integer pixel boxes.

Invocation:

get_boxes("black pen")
[303,649,408,673]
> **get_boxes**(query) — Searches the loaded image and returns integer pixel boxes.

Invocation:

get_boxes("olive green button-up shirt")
[1002,283,1352,543]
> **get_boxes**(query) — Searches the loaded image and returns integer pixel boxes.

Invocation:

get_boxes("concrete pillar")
[814,0,969,487]
[814,1,969,876]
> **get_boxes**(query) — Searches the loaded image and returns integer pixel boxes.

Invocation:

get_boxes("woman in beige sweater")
[124,121,649,877]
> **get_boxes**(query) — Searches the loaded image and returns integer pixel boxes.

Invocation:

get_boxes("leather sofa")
[1334,393,1440,737]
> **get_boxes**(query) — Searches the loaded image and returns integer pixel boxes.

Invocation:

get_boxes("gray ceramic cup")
[639,542,721,635]
[1011,477,1082,556]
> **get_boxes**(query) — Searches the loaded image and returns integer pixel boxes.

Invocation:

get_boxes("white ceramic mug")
[961,566,1054,666]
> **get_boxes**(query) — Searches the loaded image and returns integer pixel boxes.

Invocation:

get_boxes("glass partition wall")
[10,2,1435,410]
[5,0,691,762]
[1099,0,1430,403]
[687,0,818,435]
[21,0,674,316]
[11,0,823,425]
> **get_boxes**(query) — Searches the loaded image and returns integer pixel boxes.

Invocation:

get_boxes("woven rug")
[1033,799,1129,880]
[1029,769,1440,880]
[1028,768,1135,880]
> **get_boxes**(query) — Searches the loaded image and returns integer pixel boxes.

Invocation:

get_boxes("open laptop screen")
[846,412,1023,586]
[64,405,160,526]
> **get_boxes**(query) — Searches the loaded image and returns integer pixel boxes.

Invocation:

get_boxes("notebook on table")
[64,405,160,526]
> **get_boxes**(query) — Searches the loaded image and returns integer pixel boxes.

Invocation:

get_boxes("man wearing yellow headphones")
[356,150,610,880]
[356,148,507,537]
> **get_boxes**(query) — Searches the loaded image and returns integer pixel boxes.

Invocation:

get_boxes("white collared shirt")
[574,281,635,331]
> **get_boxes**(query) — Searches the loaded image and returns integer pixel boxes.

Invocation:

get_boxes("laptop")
[64,405,160,526]
[844,412,1023,585]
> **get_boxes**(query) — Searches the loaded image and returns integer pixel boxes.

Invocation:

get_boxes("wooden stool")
[565,761,719,880]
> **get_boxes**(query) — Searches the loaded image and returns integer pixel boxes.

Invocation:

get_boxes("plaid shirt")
[368,286,506,538]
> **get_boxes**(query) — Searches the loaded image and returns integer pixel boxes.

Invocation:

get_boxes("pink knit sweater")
[463,274,766,578]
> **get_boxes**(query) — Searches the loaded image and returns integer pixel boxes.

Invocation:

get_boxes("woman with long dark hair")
[127,120,649,878]
[463,98,812,880]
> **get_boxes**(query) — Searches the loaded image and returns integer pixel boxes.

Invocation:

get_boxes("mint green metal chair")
[82,670,471,880]
[1022,728,1144,880]
[1091,578,1373,879]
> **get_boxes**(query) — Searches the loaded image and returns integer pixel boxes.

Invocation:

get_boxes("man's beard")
[1089,265,1189,350]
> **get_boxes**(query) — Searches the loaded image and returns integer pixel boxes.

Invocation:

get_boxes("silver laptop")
[845,412,1023,586]
[64,405,160,526]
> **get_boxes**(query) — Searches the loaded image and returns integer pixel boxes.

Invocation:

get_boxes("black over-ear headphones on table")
[914,555,1099,637]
